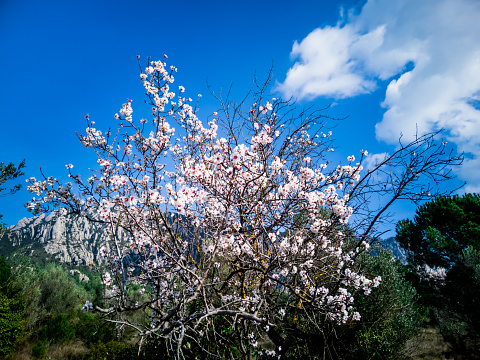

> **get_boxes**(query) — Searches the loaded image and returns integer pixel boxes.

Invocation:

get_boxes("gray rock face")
[69,269,90,282]
[0,212,123,265]
[378,236,408,264]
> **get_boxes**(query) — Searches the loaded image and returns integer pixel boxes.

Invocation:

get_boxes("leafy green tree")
[396,194,480,270]
[31,340,47,358]
[396,194,480,343]
[9,256,91,329]
[74,313,116,346]
[8,255,44,330]
[41,313,75,343]
[0,256,12,290]
[38,263,90,317]
[0,293,25,356]
[88,340,137,360]
[441,245,480,336]
[0,256,25,356]
[0,160,25,232]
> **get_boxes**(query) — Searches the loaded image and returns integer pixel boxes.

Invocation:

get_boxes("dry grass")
[6,345,33,360]
[46,340,90,360]
[402,326,452,360]
[401,326,480,360]
[3,339,89,360]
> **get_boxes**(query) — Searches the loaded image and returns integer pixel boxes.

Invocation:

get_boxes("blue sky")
[1,0,478,235]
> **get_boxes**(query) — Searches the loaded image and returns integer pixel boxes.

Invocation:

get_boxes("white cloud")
[278,0,480,191]
[276,25,378,99]
[460,156,480,193]
[362,152,389,172]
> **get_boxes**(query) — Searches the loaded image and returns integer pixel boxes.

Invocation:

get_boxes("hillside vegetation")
[2,195,480,358]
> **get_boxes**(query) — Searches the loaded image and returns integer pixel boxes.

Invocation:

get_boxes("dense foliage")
[8,256,92,330]
[0,254,426,359]
[396,194,480,348]
[396,194,480,270]
[338,248,422,359]
[0,257,176,359]
[0,257,25,356]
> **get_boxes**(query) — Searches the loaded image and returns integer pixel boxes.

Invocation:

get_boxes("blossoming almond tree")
[26,56,462,359]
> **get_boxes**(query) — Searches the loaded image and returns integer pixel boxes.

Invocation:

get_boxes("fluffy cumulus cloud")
[278,0,480,192]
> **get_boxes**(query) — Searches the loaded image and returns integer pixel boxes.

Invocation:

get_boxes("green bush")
[31,340,47,358]
[37,264,90,317]
[0,256,25,357]
[88,340,136,360]
[396,194,480,346]
[0,292,25,356]
[74,313,116,346]
[340,248,422,359]
[87,339,173,360]
[8,256,92,329]
[76,267,105,307]
[42,313,75,343]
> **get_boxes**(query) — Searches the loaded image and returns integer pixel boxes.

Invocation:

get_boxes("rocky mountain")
[0,212,119,265]
[1,212,409,267]
[376,236,408,264]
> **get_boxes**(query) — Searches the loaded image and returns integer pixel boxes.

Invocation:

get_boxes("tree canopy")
[396,193,480,270]
[0,160,25,231]
[396,194,480,343]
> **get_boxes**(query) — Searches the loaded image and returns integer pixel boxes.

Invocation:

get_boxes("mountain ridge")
[0,212,119,265]
[1,213,408,267]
